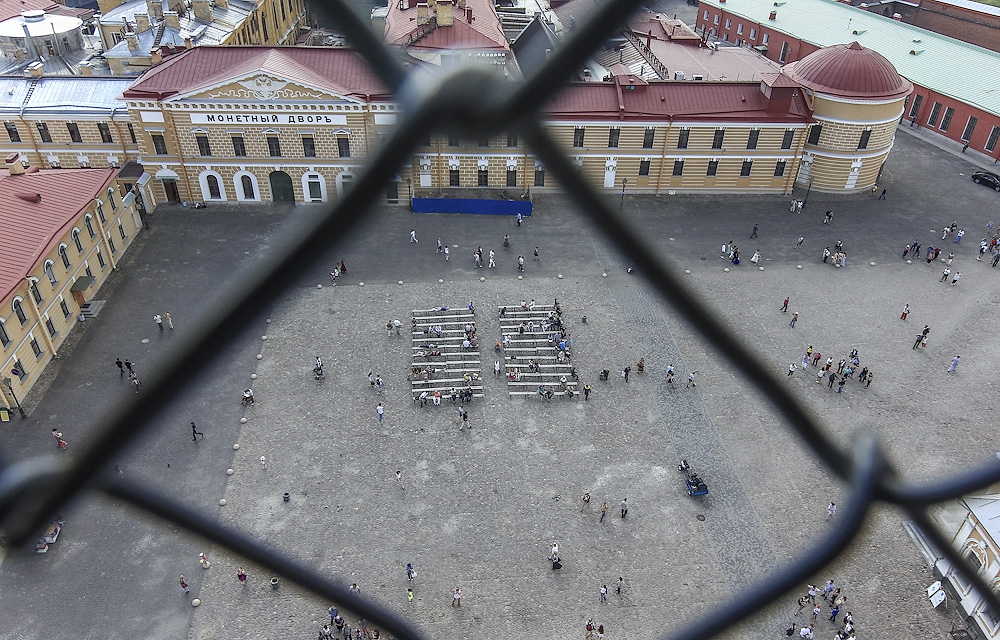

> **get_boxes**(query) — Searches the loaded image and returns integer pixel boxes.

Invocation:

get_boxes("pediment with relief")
[184,74,351,102]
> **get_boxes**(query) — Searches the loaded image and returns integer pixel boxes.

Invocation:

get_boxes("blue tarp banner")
[412,198,532,216]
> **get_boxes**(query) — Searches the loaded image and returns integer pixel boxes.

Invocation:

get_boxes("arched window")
[44,260,57,285]
[0,319,9,347]
[72,229,83,253]
[95,200,106,223]
[85,214,96,238]
[58,244,70,268]
[106,187,116,209]
[241,175,255,199]
[12,298,27,324]
[28,278,42,304]
[207,175,221,199]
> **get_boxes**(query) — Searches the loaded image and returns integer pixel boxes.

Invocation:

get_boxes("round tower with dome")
[783,41,913,193]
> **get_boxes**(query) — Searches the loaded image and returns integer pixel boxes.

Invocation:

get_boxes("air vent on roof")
[692,74,704,80]
[912,38,921,43]
[852,29,866,35]
[910,49,923,55]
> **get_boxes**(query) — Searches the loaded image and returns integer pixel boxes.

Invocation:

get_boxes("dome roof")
[783,42,912,100]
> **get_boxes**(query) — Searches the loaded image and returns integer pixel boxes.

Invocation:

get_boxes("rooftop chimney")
[26,61,43,77]
[466,6,472,21]
[858,3,867,9]
[216,0,228,8]
[16,192,41,203]
[79,60,93,75]
[436,0,453,26]
[125,31,139,51]
[184,36,193,48]
[6,152,26,175]
[150,47,163,64]
[768,9,777,19]
[97,0,123,16]
[135,11,150,32]
[192,0,211,22]
[146,0,163,20]
[164,10,179,29]
[416,3,428,24]
[892,12,902,19]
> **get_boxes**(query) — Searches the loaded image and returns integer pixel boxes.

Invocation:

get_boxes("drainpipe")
[654,119,673,194]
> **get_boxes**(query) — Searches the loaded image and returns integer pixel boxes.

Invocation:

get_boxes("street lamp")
[802,178,813,208]
[406,177,412,211]
[3,376,26,419]
[620,177,628,209]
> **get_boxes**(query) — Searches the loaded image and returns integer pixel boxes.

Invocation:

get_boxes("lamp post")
[406,177,412,212]
[3,376,26,418]
[802,178,813,208]
[620,177,627,209]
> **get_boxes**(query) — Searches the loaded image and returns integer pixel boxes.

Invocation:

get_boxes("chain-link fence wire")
[3,0,1000,636]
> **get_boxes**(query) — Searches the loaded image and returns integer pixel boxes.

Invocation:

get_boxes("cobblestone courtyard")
[2,129,998,640]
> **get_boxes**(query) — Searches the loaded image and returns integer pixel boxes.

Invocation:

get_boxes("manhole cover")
[696,514,706,521]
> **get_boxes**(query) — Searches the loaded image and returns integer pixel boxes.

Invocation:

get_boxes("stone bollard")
[270,577,279,590]
[283,492,290,503]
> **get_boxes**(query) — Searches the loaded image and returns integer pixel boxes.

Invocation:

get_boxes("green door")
[269,171,295,203]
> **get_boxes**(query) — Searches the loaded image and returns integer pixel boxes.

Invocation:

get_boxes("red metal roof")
[385,0,507,51]
[782,41,912,100]
[545,81,812,122]
[0,168,116,303]
[122,47,393,102]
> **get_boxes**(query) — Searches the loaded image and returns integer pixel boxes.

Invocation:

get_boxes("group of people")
[787,346,874,394]
[720,240,742,265]
[821,240,847,268]
[329,259,348,285]
[789,580,855,639]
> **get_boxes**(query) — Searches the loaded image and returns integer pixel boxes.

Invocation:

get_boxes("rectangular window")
[986,126,1000,152]
[196,135,212,156]
[642,128,655,149]
[940,107,955,132]
[478,169,489,186]
[740,160,753,177]
[337,137,350,158]
[534,169,545,187]
[713,14,719,24]
[608,128,620,148]
[13,358,25,379]
[448,135,459,147]
[29,280,42,303]
[67,123,82,143]
[774,160,786,177]
[507,132,518,148]
[672,160,684,177]
[97,250,106,268]
[127,122,137,144]
[85,264,93,277]
[724,18,731,29]
[108,234,117,253]
[5,122,20,142]
[746,129,759,150]
[908,95,923,118]
[449,169,460,186]
[151,133,167,155]
[573,127,585,148]
[707,160,719,177]
[858,129,872,150]
[232,136,246,156]
[639,160,651,176]
[119,222,127,241]
[60,298,70,318]
[927,102,943,127]
[779,129,794,149]
[749,28,756,39]
[267,136,282,157]
[807,125,822,145]
[308,180,321,199]
[302,136,316,157]
[703,9,709,19]
[37,122,52,143]
[477,135,490,147]
[30,336,42,358]
[98,122,113,143]
[961,117,978,142]
[0,321,9,347]
[678,129,690,149]
[45,316,56,338]
[712,129,725,149]
[762,33,769,45]
[506,169,517,187]
[737,23,743,34]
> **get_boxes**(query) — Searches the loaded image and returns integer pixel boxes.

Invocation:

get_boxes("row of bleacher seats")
[498,303,577,398]
[409,307,483,400]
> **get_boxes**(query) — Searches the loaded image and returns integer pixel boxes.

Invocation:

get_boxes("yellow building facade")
[0,158,143,409]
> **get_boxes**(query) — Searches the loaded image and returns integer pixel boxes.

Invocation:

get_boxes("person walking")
[124,359,134,374]
[866,370,874,388]
[616,576,624,594]
[190,421,203,441]
[130,372,142,393]
[750,223,758,238]
[837,378,846,394]
[583,384,591,400]
[488,250,496,269]
[780,296,789,312]
[878,188,887,200]
[516,212,522,227]
[826,502,837,519]
[409,229,418,243]
[396,470,404,490]
[789,312,799,328]
[115,358,125,378]
[52,429,67,450]
[406,563,415,580]
[951,271,961,285]
[179,575,190,594]
[164,312,173,329]
[620,497,628,518]
[436,238,443,253]
[443,246,449,261]
[600,502,608,523]
[153,314,163,331]
[788,363,796,377]
[452,587,462,607]
[581,492,591,512]
[913,333,924,349]
[376,403,384,422]
[600,584,608,603]
[900,304,909,320]
[237,568,247,586]
[948,355,961,372]
[533,247,540,261]
[940,267,951,282]
[518,256,524,272]
[795,235,804,249]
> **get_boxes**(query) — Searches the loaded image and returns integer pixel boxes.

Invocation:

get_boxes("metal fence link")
[2,0,1000,635]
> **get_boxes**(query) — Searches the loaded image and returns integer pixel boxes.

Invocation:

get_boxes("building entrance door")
[164,180,180,202]
[269,171,295,203]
